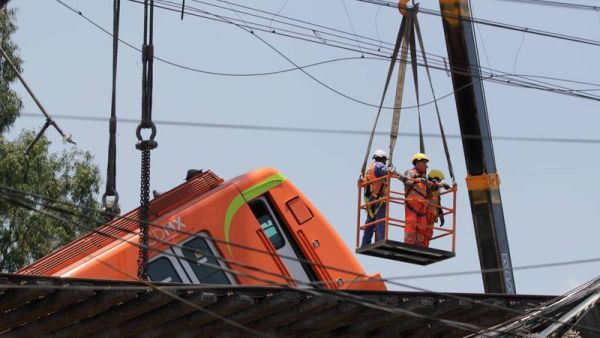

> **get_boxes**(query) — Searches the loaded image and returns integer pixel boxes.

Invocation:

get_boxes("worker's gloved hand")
[442,183,451,190]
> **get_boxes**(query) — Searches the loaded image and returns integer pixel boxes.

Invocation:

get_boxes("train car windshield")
[149,235,233,285]
[180,237,231,284]
[148,257,183,283]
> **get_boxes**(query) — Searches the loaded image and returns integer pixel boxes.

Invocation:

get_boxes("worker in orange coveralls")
[403,153,430,246]
[424,169,451,248]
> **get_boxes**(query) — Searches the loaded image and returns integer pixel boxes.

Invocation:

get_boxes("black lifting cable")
[412,10,455,183]
[407,6,425,154]
[136,0,158,280]
[103,0,122,221]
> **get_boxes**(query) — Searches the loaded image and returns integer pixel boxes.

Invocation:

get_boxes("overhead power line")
[144,0,600,103]
[19,112,600,145]
[496,0,600,11]
[56,0,600,107]
[354,0,600,47]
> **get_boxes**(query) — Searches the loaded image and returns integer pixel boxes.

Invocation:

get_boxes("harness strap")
[406,200,426,217]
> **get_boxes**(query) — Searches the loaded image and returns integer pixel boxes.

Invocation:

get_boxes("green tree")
[0,7,101,272]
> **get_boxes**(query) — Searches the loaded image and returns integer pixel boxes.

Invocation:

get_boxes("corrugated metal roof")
[0,273,555,337]
[18,171,223,276]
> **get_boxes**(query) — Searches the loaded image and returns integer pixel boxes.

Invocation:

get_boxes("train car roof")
[18,168,280,276]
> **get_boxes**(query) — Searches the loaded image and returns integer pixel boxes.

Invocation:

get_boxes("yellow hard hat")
[428,169,445,180]
[411,153,429,163]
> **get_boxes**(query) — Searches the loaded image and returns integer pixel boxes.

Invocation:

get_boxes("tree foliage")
[0,7,22,134]
[0,7,101,272]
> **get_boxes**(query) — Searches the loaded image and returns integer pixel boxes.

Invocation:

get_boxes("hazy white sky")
[7,0,600,295]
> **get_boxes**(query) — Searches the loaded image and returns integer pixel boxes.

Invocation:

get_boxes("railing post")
[384,175,391,240]
[452,186,457,254]
[356,180,362,249]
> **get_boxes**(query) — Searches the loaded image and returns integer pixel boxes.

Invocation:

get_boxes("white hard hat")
[372,149,388,159]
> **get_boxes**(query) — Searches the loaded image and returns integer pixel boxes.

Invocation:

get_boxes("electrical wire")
[54,0,386,77]
[210,0,600,97]
[3,185,600,335]
[212,0,397,50]
[0,191,514,336]
[19,112,600,145]
[268,0,289,29]
[495,0,600,11]
[144,0,600,103]
[354,0,600,48]
[339,0,365,56]
[56,0,600,106]
[183,0,600,90]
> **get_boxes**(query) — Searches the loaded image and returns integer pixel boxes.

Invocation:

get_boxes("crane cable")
[135,0,158,280]
[362,4,453,178]
[407,8,425,154]
[387,24,408,167]
[102,0,122,220]
[413,11,455,182]
[360,11,408,176]
[389,5,454,180]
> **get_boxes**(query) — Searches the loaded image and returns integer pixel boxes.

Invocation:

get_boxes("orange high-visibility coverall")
[424,185,442,248]
[404,168,428,246]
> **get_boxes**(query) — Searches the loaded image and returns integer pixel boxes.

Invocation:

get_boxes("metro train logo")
[149,216,186,245]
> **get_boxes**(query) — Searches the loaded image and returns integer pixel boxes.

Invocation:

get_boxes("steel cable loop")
[4,184,600,336]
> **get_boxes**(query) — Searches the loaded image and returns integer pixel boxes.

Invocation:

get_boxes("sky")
[6,0,600,295]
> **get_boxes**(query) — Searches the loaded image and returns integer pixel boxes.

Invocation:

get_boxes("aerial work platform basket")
[355,173,457,265]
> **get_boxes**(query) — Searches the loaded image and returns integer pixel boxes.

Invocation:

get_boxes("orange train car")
[19,168,386,291]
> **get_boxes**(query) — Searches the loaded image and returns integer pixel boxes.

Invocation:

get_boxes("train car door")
[249,197,312,287]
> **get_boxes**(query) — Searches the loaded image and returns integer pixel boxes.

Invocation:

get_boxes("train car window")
[249,200,285,250]
[148,257,183,283]
[181,237,231,284]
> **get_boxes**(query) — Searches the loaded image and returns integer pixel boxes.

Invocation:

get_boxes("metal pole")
[439,0,516,294]
[0,45,75,147]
